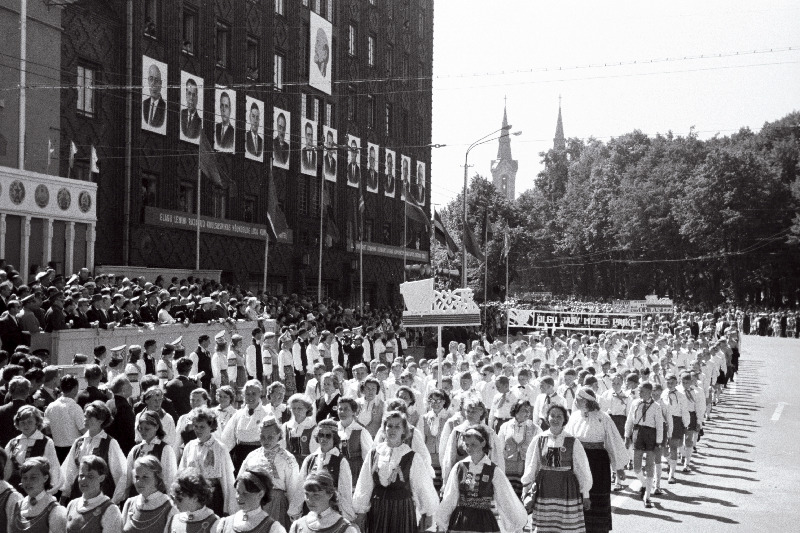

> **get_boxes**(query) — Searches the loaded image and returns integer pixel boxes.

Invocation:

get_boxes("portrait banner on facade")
[272,107,291,169]
[415,161,426,205]
[346,134,361,188]
[384,148,396,198]
[179,71,203,144]
[322,126,338,182]
[366,143,379,193]
[400,154,411,201]
[309,12,332,95]
[141,56,167,135]
[300,118,318,176]
[244,96,265,162]
[214,87,236,153]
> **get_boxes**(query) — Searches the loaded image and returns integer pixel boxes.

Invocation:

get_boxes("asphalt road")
[610,335,800,532]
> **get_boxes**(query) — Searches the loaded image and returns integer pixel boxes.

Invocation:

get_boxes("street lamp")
[461,125,514,288]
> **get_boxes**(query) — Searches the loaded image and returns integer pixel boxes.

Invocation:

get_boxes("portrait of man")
[272,108,291,169]
[245,96,264,162]
[141,56,167,134]
[301,119,318,176]
[384,149,396,198]
[179,71,203,143]
[323,126,338,182]
[214,87,236,152]
[309,12,333,95]
[416,161,427,205]
[400,155,411,201]
[366,143,379,193]
[347,135,361,188]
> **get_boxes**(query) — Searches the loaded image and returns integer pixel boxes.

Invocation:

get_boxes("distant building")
[490,104,518,202]
[554,98,566,151]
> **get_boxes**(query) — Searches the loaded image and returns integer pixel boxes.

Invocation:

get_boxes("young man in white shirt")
[44,374,85,462]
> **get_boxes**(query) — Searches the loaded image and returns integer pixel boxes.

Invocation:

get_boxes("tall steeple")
[554,96,565,151]
[491,98,518,202]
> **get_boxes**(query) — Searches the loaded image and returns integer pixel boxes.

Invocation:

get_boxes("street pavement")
[610,335,800,532]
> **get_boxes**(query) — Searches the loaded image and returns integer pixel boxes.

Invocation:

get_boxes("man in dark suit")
[139,292,158,323]
[0,280,13,315]
[272,112,289,166]
[76,364,110,408]
[44,292,67,332]
[0,299,26,353]
[85,294,110,328]
[192,297,216,323]
[72,298,92,329]
[301,121,318,174]
[142,63,166,128]
[180,78,202,140]
[215,91,234,150]
[164,357,195,418]
[347,139,361,186]
[367,145,379,190]
[384,152,395,195]
[245,102,264,158]
[323,130,336,179]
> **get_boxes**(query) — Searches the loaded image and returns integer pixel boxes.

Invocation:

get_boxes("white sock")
[636,471,645,485]
[645,476,653,498]
[685,448,693,465]
[668,459,677,476]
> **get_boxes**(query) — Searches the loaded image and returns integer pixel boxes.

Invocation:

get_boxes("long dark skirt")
[583,448,612,533]
[448,505,500,533]
[366,490,417,533]
[208,478,224,517]
[232,443,260,475]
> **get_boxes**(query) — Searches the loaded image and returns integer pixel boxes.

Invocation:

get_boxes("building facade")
[0,0,434,307]
[490,104,517,202]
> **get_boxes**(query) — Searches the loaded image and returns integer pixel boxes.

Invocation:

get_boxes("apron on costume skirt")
[283,366,297,397]
[503,424,535,498]
[531,436,586,533]
[581,443,612,533]
[10,501,57,533]
[447,462,500,533]
[263,488,290,531]
[366,449,418,533]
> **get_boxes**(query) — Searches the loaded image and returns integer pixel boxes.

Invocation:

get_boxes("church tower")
[554,97,566,150]
[490,102,518,202]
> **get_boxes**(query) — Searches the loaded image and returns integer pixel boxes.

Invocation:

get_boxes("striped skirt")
[505,459,525,498]
[531,468,586,533]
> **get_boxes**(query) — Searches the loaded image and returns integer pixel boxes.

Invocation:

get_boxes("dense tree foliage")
[433,112,800,306]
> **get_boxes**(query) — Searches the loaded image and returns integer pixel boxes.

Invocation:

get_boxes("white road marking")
[771,402,787,422]
[611,480,641,508]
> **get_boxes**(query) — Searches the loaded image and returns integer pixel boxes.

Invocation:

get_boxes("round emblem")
[9,180,25,204]
[57,188,71,210]
[78,191,92,213]
[301,436,308,443]
[34,184,50,208]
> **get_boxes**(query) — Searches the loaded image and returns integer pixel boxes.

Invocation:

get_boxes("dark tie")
[248,408,255,416]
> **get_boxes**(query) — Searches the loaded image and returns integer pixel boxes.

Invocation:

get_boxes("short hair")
[186,78,198,89]
[236,466,273,505]
[426,388,451,410]
[8,376,31,397]
[266,382,285,397]
[539,376,555,387]
[315,419,341,447]
[546,403,569,422]
[138,410,167,439]
[42,366,60,383]
[462,397,487,417]
[509,399,532,418]
[395,386,416,406]
[321,372,340,391]
[0,448,8,473]
[386,398,407,413]
[220,91,231,104]
[337,396,359,413]
[639,382,654,391]
[84,364,103,381]
[108,374,131,394]
[60,373,79,393]
[134,455,168,493]
[461,424,492,455]
[250,102,259,113]
[176,357,193,374]
[14,405,44,430]
[190,388,211,404]
[360,377,380,394]
[564,368,577,377]
[172,467,212,505]
[79,454,109,477]
[21,457,54,490]
[216,385,235,403]
[190,406,219,432]
[288,393,314,417]
[381,410,411,441]
[84,400,113,428]
[2,364,23,382]
[139,374,159,393]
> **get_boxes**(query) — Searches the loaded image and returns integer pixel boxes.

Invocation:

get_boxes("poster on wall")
[272,107,291,169]
[366,143,380,193]
[300,118,318,176]
[244,96,265,162]
[400,154,411,201]
[309,12,333,95]
[384,149,396,198]
[141,56,167,135]
[346,134,361,188]
[415,161,426,205]
[179,71,203,144]
[214,87,236,153]
[322,126,338,182]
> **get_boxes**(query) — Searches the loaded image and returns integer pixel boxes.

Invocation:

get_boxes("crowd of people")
[0,263,764,532]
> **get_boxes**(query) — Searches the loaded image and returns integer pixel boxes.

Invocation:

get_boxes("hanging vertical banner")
[272,107,291,169]
[346,134,361,188]
[400,154,411,201]
[179,71,203,144]
[366,143,380,194]
[141,56,167,135]
[322,126,337,182]
[309,12,332,95]
[300,118,318,176]
[384,149,396,198]
[214,87,236,153]
[244,96,265,162]
[415,161,427,205]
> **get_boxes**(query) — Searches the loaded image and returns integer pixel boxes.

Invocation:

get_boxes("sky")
[429,0,800,208]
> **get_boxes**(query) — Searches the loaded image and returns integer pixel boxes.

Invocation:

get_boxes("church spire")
[497,98,513,160]
[491,98,518,202]
[554,96,565,150]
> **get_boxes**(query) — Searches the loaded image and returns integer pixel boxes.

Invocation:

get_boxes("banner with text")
[507,309,643,331]
[144,207,293,244]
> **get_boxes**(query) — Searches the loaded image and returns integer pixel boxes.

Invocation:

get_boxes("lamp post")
[461,125,513,288]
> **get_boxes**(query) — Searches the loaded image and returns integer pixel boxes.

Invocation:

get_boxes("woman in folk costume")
[421,388,452,493]
[440,398,504,486]
[315,372,342,423]
[278,336,298,397]
[352,411,439,533]
[4,406,61,496]
[175,388,212,454]
[284,394,319,467]
[9,458,67,533]
[213,466,286,533]
[0,449,24,531]
[166,468,220,533]
[497,399,540,497]
[221,380,269,475]
[289,471,359,533]
[214,386,238,436]
[355,377,384,438]
[64,455,123,532]
[123,410,177,500]
[134,386,178,453]
[241,417,304,530]
[336,397,374,482]
[121,455,176,532]
[265,382,292,424]
[179,407,236,517]
[564,388,628,533]
[230,334,248,403]
[436,425,528,533]
[522,404,592,533]
[299,419,355,521]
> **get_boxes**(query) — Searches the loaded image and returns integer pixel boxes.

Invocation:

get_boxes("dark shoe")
[645,499,653,508]
[653,488,665,496]
[639,487,646,499]
[667,477,677,484]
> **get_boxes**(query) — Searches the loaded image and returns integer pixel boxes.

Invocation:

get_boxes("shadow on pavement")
[678,479,753,494]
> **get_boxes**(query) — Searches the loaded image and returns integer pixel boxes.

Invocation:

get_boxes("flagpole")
[317,168,325,303]
[359,214,364,313]
[484,210,489,304]
[265,154,274,292]
[196,144,202,272]
[403,201,407,282]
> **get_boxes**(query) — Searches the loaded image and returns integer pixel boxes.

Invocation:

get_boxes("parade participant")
[624,382,664,508]
[336,397,373,481]
[214,465,287,533]
[241,418,303,529]
[5,405,61,495]
[440,398,504,485]
[121,455,177,532]
[246,328,267,387]
[284,394,319,466]
[229,334,247,402]
[221,380,268,474]
[352,411,438,533]
[124,410,177,499]
[565,387,628,533]
[315,372,341,422]
[61,401,127,504]
[355,376,383,438]
[279,336,298,397]
[395,386,420,427]
[650,382,672,495]
[64,455,122,532]
[558,369,579,414]
[166,468,220,533]
[10,457,67,532]
[44,374,85,462]
[488,375,516,433]
[299,419,355,521]
[0,449,24,529]
[211,333,230,392]
[289,471,358,533]
[498,399,540,497]
[175,388,211,451]
[304,364,326,409]
[134,386,178,452]
[522,404,592,533]
[190,335,213,393]
[679,371,706,473]
[422,388,451,493]
[214,386,237,435]
[533,376,566,430]
[265,382,291,424]
[105,375,137,455]
[662,373,690,484]
[437,424,527,533]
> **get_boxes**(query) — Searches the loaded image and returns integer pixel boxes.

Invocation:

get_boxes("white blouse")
[520,431,593,498]
[220,404,268,449]
[299,447,354,521]
[60,430,128,504]
[337,421,374,460]
[565,410,629,471]
[5,431,62,495]
[240,446,303,518]
[179,437,236,515]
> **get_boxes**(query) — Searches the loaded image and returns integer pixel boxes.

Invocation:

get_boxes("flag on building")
[433,208,459,258]
[322,186,339,247]
[199,131,224,186]
[405,200,430,229]
[90,146,99,173]
[463,223,485,262]
[69,141,77,169]
[47,139,55,167]
[266,171,289,241]
[503,227,510,258]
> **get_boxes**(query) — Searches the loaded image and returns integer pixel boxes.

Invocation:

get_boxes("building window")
[297,178,308,215]
[347,86,356,122]
[246,37,260,80]
[402,109,408,139]
[144,0,159,38]
[384,103,392,137]
[418,12,424,34]
[385,44,393,75]
[367,95,375,129]
[141,173,157,207]
[365,218,374,242]
[182,6,197,55]
[76,65,96,118]
[179,182,194,213]
[348,24,357,56]
[243,197,255,222]
[368,34,376,67]
[274,52,285,90]
[216,22,230,68]
[212,188,226,219]
[301,93,308,119]
[313,98,320,123]
[326,0,333,21]
[324,102,333,127]
[275,0,284,16]
[382,222,391,244]
[311,0,320,14]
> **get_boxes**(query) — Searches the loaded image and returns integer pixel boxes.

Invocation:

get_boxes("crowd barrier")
[31,319,277,366]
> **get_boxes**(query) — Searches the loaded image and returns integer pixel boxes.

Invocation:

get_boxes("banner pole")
[195,147,202,272]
